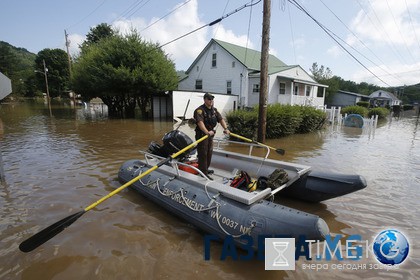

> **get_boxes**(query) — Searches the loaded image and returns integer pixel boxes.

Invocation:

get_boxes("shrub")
[356,101,369,108]
[226,104,327,139]
[368,107,389,119]
[226,109,258,139]
[297,106,327,133]
[266,104,302,138]
[341,105,369,117]
[403,104,413,111]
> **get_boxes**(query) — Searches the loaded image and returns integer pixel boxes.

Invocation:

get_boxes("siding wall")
[171,90,238,120]
[178,41,248,106]
[0,72,12,100]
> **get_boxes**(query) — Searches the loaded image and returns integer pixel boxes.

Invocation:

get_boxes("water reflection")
[1,101,419,279]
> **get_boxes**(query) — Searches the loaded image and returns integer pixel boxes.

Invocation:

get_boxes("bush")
[297,106,327,133]
[356,101,369,108]
[403,104,413,111]
[341,105,369,117]
[266,104,302,138]
[226,109,258,139]
[226,104,327,139]
[368,107,389,119]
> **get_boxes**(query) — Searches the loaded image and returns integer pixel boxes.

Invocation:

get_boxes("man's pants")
[196,135,213,175]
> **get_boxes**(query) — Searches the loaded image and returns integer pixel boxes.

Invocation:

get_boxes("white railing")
[319,106,378,129]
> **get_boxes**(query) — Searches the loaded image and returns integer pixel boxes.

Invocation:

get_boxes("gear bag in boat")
[267,168,289,189]
[230,171,251,190]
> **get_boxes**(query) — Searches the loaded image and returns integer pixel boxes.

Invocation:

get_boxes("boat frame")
[139,137,312,205]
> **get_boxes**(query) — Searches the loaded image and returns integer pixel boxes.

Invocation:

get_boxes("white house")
[369,90,401,107]
[178,39,327,108]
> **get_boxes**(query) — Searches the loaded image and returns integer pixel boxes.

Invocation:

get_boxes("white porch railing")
[292,95,324,107]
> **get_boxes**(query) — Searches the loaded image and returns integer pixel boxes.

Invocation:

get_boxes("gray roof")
[369,90,400,101]
[338,90,370,98]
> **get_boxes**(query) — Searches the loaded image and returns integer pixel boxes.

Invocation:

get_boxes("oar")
[19,135,208,253]
[229,132,285,155]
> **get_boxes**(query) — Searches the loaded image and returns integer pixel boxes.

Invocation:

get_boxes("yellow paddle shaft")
[229,132,276,151]
[84,134,208,212]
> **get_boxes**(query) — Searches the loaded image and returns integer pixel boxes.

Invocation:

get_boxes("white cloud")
[66,0,266,70]
[112,0,208,70]
[348,0,420,86]
[67,33,85,57]
[326,45,342,58]
[289,36,305,49]
[212,25,255,50]
[351,0,420,48]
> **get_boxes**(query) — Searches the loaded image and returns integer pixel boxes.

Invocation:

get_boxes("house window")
[227,81,232,94]
[212,53,217,67]
[294,85,298,95]
[195,79,203,90]
[232,61,235,68]
[317,88,324,98]
[279,82,286,95]
[196,66,199,72]
[306,85,312,96]
[253,84,260,93]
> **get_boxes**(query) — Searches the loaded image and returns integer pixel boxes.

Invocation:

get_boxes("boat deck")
[140,138,312,205]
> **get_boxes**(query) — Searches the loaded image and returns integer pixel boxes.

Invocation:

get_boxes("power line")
[65,0,107,30]
[112,0,151,23]
[140,0,193,32]
[318,0,404,84]
[384,0,416,62]
[288,0,392,87]
[404,0,420,51]
[286,0,297,65]
[364,0,408,65]
[157,0,262,49]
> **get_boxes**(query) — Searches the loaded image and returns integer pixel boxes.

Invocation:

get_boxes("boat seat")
[203,181,272,205]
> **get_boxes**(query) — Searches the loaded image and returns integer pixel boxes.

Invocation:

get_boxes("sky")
[1,0,420,88]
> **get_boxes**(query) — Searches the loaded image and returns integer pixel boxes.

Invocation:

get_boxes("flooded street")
[1,100,419,279]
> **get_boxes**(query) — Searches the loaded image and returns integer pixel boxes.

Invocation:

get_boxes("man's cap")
[204,93,214,100]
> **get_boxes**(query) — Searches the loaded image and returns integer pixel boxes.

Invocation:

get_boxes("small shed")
[327,90,370,108]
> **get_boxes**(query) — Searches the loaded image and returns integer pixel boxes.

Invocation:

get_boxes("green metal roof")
[214,39,290,74]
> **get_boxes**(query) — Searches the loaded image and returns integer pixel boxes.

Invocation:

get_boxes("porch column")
[290,81,294,105]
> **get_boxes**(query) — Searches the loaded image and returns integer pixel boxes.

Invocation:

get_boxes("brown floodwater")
[0,100,419,279]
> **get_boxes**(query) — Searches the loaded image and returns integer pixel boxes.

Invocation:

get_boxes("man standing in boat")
[194,93,230,179]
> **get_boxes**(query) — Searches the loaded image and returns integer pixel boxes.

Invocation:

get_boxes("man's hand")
[223,129,230,135]
[208,130,215,137]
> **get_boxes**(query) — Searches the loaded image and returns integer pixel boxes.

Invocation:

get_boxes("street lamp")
[35,59,52,116]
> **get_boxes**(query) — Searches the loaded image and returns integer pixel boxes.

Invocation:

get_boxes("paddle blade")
[19,210,86,253]
[275,148,285,155]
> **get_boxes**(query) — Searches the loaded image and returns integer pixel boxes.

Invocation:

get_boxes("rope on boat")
[135,168,255,237]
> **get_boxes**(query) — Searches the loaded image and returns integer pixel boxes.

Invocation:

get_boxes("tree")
[35,49,70,97]
[310,63,338,102]
[80,23,115,53]
[72,31,178,118]
[309,62,332,81]
[0,41,36,96]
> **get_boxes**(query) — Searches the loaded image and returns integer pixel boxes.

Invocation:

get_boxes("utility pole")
[43,59,52,117]
[64,30,72,77]
[65,30,76,106]
[257,0,271,143]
